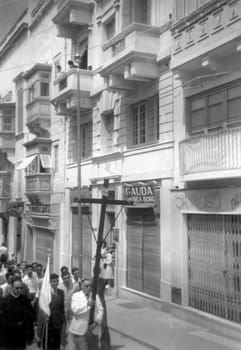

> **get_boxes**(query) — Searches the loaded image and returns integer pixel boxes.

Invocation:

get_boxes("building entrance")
[187,213,241,323]
[127,207,160,297]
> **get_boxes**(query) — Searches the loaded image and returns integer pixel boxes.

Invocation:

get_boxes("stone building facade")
[0,0,240,333]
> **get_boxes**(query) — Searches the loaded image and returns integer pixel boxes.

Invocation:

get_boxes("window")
[188,80,241,134]
[72,39,88,70]
[81,121,92,158]
[40,82,49,97]
[0,107,14,132]
[54,145,59,173]
[17,90,23,133]
[134,0,150,24]
[3,117,12,132]
[27,71,50,103]
[131,95,159,146]
[208,92,224,125]
[104,16,115,41]
[122,0,151,28]
[67,119,92,163]
[28,83,36,103]
[227,85,241,123]
[25,155,50,175]
[175,0,211,21]
[190,98,205,130]
[103,113,114,153]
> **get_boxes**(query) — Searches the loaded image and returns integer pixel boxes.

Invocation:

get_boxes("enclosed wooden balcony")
[25,173,51,195]
[28,203,50,215]
[26,98,51,137]
[100,23,161,87]
[53,0,94,38]
[52,68,93,114]
[180,127,241,181]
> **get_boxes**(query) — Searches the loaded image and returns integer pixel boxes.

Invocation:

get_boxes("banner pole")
[45,319,48,350]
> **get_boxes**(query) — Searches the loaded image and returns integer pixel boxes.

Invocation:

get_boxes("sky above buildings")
[0,0,28,43]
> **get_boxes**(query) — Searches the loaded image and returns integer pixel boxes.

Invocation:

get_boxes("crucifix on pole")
[76,178,133,326]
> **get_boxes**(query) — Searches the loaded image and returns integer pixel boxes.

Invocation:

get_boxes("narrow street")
[28,330,153,350]
[28,293,241,350]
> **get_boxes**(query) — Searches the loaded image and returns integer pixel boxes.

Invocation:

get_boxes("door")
[187,214,241,323]
[127,208,160,297]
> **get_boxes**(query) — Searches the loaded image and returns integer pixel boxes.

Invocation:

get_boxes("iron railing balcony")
[179,126,241,180]
[52,68,93,114]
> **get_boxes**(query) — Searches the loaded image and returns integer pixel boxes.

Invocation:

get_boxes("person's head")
[5,271,14,284]
[81,278,92,296]
[32,262,38,272]
[20,261,27,272]
[50,273,59,290]
[36,263,43,276]
[11,278,23,297]
[26,264,33,277]
[13,269,22,280]
[68,60,76,69]
[62,271,71,286]
[60,266,68,275]
[72,267,79,281]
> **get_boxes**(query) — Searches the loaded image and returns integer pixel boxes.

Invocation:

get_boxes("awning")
[40,154,52,168]
[16,155,37,170]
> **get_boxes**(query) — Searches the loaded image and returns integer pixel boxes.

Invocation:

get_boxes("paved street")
[28,329,150,350]
[28,293,241,350]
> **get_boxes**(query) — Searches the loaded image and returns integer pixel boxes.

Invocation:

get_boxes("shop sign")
[175,187,241,213]
[123,182,156,207]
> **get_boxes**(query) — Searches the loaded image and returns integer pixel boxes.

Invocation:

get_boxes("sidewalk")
[106,295,241,350]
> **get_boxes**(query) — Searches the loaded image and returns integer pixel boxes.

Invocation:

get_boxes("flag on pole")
[39,256,51,317]
[37,256,51,345]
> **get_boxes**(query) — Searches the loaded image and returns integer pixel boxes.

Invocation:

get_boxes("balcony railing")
[171,0,241,68]
[53,0,94,37]
[180,127,241,176]
[26,98,51,130]
[52,69,93,112]
[29,204,50,214]
[26,173,51,193]
[100,23,160,80]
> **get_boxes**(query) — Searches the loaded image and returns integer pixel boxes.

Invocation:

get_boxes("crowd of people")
[0,241,115,350]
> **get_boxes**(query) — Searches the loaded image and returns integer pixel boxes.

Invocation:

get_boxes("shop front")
[175,187,241,323]
[123,181,160,298]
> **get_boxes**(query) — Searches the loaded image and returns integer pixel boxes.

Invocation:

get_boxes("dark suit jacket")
[49,288,65,329]
[1,293,34,347]
[37,288,65,340]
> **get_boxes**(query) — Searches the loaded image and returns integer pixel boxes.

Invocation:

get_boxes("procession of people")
[0,242,115,350]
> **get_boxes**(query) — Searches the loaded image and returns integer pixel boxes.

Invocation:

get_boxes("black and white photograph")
[0,0,241,349]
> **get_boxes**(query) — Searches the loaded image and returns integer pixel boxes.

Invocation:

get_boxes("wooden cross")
[76,179,133,325]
